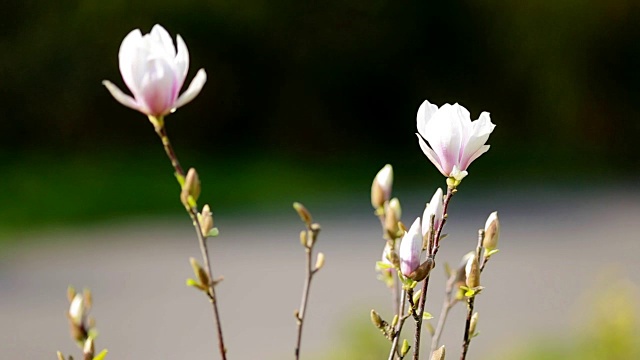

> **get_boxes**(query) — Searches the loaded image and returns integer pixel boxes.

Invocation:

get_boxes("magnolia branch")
[154,122,227,360]
[294,210,323,360]
[412,187,455,360]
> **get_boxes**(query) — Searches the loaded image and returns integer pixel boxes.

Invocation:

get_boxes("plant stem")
[295,227,320,360]
[154,122,227,360]
[431,295,455,353]
[459,297,475,360]
[459,230,484,360]
[412,187,456,360]
[388,290,409,360]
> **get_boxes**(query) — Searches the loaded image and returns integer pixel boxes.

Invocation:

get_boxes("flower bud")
[469,312,479,336]
[407,257,434,282]
[450,252,474,291]
[422,188,444,238]
[399,218,422,276]
[83,337,94,357]
[371,164,393,209]
[401,339,410,357]
[180,168,201,208]
[293,202,312,225]
[189,257,210,288]
[482,211,500,251]
[430,345,446,360]
[314,252,325,271]
[370,309,384,328]
[384,198,402,235]
[200,204,214,237]
[465,255,480,289]
[69,294,85,326]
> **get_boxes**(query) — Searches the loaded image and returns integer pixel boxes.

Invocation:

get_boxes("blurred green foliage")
[494,278,640,360]
[311,279,640,360]
[1,1,639,231]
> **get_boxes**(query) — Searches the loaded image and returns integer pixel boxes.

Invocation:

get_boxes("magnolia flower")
[399,218,422,276]
[416,100,495,180]
[103,24,207,118]
[421,188,444,236]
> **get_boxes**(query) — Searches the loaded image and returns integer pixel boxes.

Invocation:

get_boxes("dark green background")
[1,1,639,232]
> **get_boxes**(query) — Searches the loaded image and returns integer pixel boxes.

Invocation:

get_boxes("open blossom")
[421,188,444,236]
[416,100,495,180]
[102,24,207,118]
[399,218,422,276]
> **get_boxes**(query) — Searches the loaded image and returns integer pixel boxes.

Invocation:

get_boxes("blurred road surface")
[1,186,639,359]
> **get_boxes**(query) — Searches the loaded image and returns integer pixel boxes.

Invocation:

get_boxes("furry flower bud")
[483,211,500,251]
[371,164,393,209]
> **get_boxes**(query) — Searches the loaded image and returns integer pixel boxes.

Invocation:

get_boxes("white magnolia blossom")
[399,218,422,276]
[421,188,444,236]
[416,100,495,180]
[103,24,207,117]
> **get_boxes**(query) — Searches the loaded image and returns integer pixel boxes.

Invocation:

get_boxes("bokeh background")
[1,1,639,359]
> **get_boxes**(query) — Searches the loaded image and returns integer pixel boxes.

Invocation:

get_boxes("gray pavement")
[1,187,639,359]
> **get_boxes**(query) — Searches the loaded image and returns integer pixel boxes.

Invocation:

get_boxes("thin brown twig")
[459,297,475,360]
[388,290,409,360]
[378,212,401,317]
[431,293,456,353]
[459,230,484,360]
[154,123,227,360]
[412,187,455,360]
[295,225,321,360]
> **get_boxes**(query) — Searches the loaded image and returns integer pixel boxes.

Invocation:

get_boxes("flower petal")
[118,29,143,92]
[461,145,491,171]
[416,100,439,138]
[175,34,190,88]
[173,68,207,111]
[151,24,176,58]
[425,104,461,175]
[102,80,140,112]
[417,134,447,176]
[460,111,495,169]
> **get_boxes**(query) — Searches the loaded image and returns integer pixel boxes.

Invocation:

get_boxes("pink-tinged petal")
[425,104,461,175]
[460,145,490,171]
[417,134,447,176]
[102,80,140,112]
[118,29,143,92]
[460,112,495,167]
[173,69,207,111]
[416,100,439,138]
[150,24,176,58]
[175,34,190,87]
[137,58,178,116]
[399,218,422,276]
